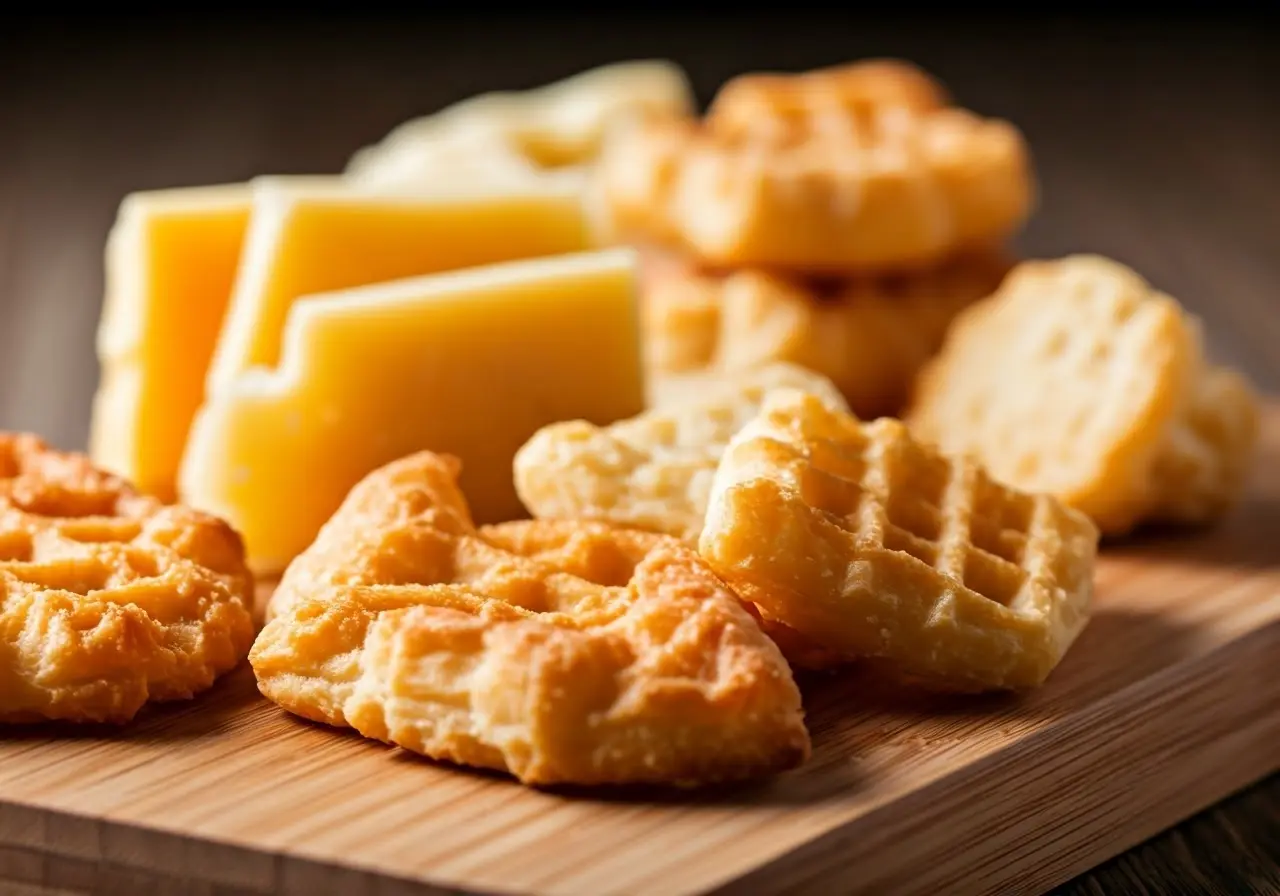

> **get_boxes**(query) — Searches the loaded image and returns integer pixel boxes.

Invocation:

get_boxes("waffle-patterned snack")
[707,58,948,138]
[1148,366,1260,523]
[346,60,695,192]
[597,59,1033,273]
[638,247,723,375]
[908,255,1261,535]
[0,434,254,723]
[252,451,809,787]
[699,391,1099,690]
[643,251,1009,419]
[514,363,849,542]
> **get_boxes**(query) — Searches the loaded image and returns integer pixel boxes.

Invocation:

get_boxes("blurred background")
[1,11,1277,452]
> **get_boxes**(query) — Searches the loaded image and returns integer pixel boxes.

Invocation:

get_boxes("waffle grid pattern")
[700,390,1099,690]
[0,434,254,723]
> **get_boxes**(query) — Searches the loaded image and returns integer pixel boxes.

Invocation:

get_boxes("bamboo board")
[2,411,1279,896]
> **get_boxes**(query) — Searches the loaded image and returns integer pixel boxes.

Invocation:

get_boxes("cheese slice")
[203,178,591,396]
[345,59,695,183]
[346,137,591,196]
[180,248,644,573]
[90,183,252,500]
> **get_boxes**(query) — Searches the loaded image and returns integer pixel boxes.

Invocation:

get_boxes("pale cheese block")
[345,59,695,185]
[90,182,252,500]
[347,138,588,194]
[179,248,644,574]
[203,178,591,397]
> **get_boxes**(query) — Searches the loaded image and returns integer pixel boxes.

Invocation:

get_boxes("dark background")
[0,12,1277,894]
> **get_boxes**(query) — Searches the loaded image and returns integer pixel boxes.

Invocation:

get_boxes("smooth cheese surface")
[180,248,644,573]
[90,182,252,500]
[204,178,591,396]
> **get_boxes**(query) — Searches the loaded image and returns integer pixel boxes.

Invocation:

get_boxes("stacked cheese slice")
[90,61,693,574]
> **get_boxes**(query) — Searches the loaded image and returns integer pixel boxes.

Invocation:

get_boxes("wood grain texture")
[1,415,1277,896]
[1,14,1278,894]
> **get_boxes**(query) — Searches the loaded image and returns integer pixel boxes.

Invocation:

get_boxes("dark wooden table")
[1,13,1276,895]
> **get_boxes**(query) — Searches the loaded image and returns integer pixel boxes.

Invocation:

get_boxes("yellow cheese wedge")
[90,183,252,500]
[180,248,644,573]
[203,178,591,396]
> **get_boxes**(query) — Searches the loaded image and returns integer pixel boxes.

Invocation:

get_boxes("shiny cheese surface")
[204,178,591,396]
[180,248,644,573]
[90,183,252,500]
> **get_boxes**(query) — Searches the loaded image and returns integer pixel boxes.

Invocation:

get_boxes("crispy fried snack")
[1148,366,1260,523]
[597,59,1033,273]
[699,390,1099,690]
[707,58,948,138]
[252,451,809,787]
[638,247,724,375]
[513,363,848,542]
[643,251,1010,419]
[0,434,254,723]
[908,255,1261,535]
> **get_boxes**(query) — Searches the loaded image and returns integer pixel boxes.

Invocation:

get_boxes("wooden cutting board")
[3,411,1279,896]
